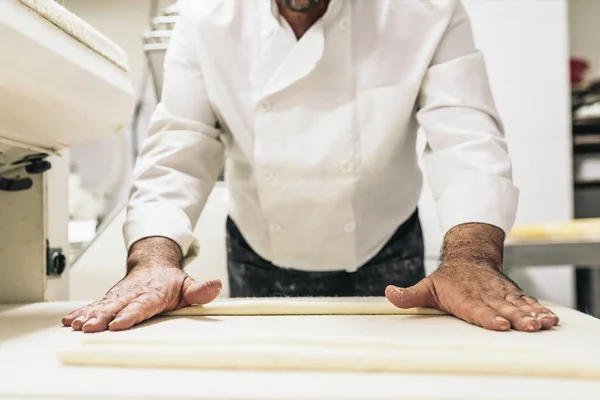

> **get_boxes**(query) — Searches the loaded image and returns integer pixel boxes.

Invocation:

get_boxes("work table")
[1,301,600,400]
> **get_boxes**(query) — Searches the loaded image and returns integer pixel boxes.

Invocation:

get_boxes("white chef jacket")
[124,0,519,272]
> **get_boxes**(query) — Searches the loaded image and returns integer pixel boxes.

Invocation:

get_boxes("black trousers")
[226,210,425,297]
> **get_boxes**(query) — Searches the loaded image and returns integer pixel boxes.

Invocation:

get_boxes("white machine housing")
[0,0,135,303]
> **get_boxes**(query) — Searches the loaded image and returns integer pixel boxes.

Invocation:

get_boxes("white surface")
[0,0,135,151]
[1,301,600,400]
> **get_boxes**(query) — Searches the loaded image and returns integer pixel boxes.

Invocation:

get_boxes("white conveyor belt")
[0,0,135,153]
[1,301,600,400]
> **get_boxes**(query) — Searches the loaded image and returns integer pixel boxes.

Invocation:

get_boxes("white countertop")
[1,301,600,400]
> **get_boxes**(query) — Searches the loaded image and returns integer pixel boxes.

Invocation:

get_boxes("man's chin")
[280,0,322,13]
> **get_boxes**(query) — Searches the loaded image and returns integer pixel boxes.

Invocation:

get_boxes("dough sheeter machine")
[0,0,135,304]
[2,1,600,399]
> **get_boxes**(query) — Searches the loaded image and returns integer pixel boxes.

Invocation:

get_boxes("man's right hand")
[62,237,221,333]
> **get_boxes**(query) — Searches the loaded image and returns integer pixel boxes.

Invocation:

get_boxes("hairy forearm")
[441,223,505,271]
[126,237,184,273]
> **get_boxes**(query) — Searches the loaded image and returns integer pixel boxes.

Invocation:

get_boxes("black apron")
[225,210,425,297]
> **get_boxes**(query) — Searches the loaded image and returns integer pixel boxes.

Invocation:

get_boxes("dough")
[82,331,533,353]
[163,297,445,316]
[508,218,600,241]
[58,299,600,379]
[59,342,600,379]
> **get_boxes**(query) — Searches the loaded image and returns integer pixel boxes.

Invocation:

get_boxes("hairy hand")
[386,223,559,332]
[62,237,221,333]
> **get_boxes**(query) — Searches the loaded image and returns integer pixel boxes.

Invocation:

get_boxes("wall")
[569,0,600,79]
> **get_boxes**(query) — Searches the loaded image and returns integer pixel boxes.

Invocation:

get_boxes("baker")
[63,0,559,333]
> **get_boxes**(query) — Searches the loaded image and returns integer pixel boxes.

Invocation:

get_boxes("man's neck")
[276,0,329,39]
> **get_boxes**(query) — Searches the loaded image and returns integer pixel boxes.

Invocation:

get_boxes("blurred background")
[59,0,600,314]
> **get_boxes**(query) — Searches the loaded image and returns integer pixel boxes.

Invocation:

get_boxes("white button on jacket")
[124,0,519,272]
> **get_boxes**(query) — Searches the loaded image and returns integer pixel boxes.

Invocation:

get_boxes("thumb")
[385,279,435,309]
[181,278,222,307]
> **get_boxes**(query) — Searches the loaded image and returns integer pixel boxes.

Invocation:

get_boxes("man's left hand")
[385,223,559,332]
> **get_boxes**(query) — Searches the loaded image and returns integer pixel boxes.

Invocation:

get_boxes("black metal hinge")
[0,153,52,192]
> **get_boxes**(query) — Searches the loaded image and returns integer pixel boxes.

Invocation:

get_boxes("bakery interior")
[2,0,600,399]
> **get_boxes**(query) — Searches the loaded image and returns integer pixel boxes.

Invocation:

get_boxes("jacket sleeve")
[123,7,224,264]
[417,1,519,236]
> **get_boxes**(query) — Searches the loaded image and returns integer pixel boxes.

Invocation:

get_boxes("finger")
[63,300,112,326]
[66,304,98,330]
[181,278,222,307]
[62,308,89,327]
[490,300,542,332]
[108,292,163,331]
[505,295,558,329]
[454,300,511,332]
[503,295,542,322]
[66,291,139,331]
[520,296,560,328]
[385,279,435,309]
[81,298,129,333]
[71,315,88,331]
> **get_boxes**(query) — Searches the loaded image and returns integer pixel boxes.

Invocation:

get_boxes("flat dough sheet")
[163,296,445,316]
[59,297,600,379]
